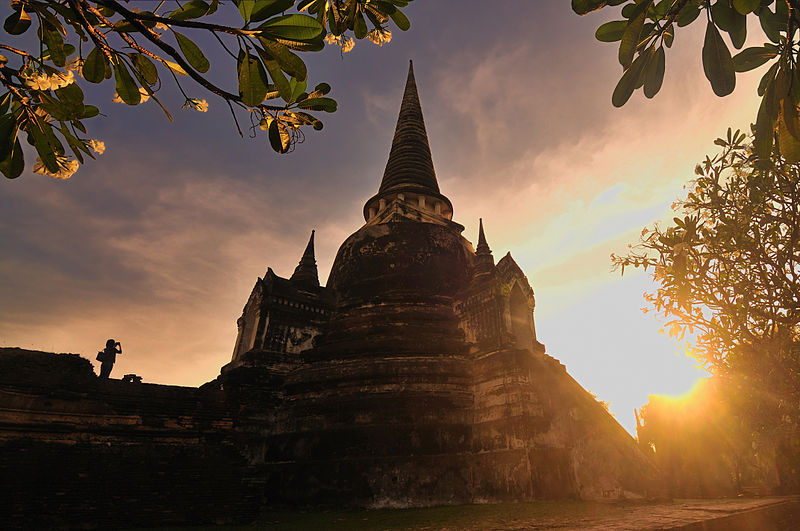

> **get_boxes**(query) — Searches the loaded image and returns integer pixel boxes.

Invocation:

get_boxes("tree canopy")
[614,131,800,472]
[573,0,800,164]
[0,0,414,180]
[613,130,800,373]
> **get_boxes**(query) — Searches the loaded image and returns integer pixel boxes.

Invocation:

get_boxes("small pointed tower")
[363,60,454,222]
[290,230,319,290]
[474,218,495,277]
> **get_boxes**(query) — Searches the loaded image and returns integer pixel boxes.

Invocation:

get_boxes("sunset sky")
[0,2,766,434]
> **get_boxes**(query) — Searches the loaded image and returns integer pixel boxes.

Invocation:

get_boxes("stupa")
[220,61,656,507]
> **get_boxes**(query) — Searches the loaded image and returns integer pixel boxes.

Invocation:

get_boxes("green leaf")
[612,52,647,107]
[160,60,188,76]
[132,54,159,85]
[0,138,23,178]
[38,96,70,122]
[288,77,307,103]
[759,8,781,44]
[754,78,776,160]
[294,111,323,130]
[297,0,315,11]
[711,2,739,32]
[4,8,31,35]
[259,14,324,41]
[40,25,66,67]
[619,12,645,68]
[56,83,84,106]
[711,1,746,49]
[60,126,87,164]
[170,1,210,21]
[174,31,210,73]
[732,46,778,73]
[643,47,665,99]
[113,61,141,105]
[571,0,610,15]
[664,25,674,48]
[82,105,100,119]
[296,97,337,112]
[268,118,290,153]
[732,0,759,15]
[758,62,779,96]
[238,51,269,106]
[238,0,256,23]
[82,47,107,84]
[113,13,157,33]
[256,46,291,101]
[42,44,76,62]
[26,119,58,173]
[0,113,18,162]
[702,22,736,97]
[313,82,331,95]
[251,0,295,22]
[55,83,85,119]
[676,1,702,27]
[389,8,410,31]
[595,20,627,42]
[258,37,307,81]
[354,11,368,39]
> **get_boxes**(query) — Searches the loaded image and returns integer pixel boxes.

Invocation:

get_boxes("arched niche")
[510,282,534,351]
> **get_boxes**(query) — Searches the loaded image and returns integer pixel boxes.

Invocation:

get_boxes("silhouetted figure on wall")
[97,339,122,379]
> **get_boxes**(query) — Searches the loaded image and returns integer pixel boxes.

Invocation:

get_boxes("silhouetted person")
[97,339,122,379]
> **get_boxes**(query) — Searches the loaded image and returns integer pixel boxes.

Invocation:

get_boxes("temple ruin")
[0,62,655,528]
[218,61,656,507]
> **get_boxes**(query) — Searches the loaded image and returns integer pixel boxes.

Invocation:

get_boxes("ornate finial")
[290,230,319,289]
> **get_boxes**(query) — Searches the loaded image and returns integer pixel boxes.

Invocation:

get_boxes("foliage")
[0,0,414,180]
[572,0,800,164]
[614,130,800,374]
[615,130,800,480]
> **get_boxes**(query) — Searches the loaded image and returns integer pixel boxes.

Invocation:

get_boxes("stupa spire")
[290,230,319,289]
[363,61,454,222]
[379,60,440,194]
[476,218,491,255]
[474,218,495,276]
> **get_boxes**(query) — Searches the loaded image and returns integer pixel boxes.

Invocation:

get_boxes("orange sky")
[0,3,767,434]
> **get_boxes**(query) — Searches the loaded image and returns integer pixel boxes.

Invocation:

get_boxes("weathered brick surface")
[0,348,258,529]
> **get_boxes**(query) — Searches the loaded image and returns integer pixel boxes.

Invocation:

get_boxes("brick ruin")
[0,62,656,528]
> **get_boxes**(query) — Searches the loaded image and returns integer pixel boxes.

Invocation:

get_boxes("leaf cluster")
[574,0,800,164]
[0,0,414,178]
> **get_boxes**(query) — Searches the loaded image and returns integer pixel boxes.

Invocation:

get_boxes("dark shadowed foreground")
[153,496,800,530]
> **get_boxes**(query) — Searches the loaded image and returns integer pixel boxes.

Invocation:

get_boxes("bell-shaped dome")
[327,220,474,310]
